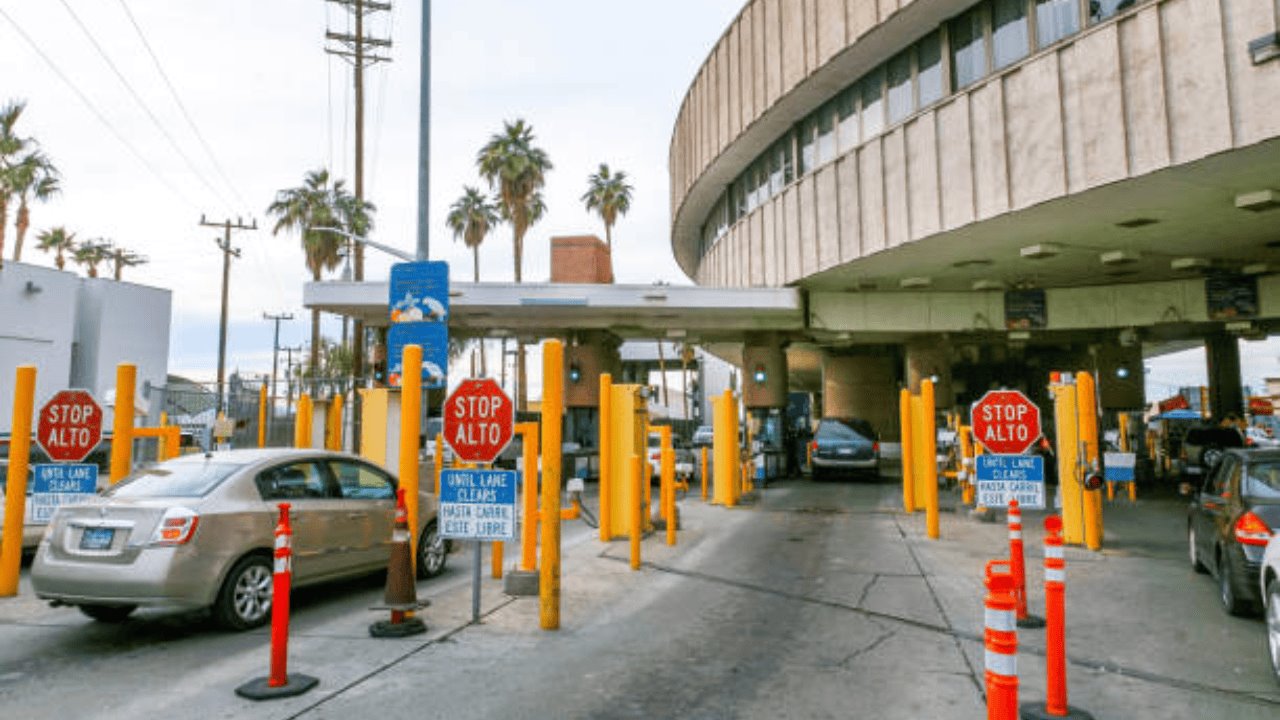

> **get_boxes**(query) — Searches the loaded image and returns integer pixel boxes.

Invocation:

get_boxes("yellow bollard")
[110,363,136,484]
[659,425,675,546]
[899,388,916,513]
[517,422,539,572]
[294,394,311,449]
[327,393,344,451]
[257,384,267,448]
[540,340,563,631]
[434,432,443,496]
[700,446,708,501]
[399,345,423,572]
[0,366,36,597]
[1052,376,1085,545]
[1077,370,1103,551]
[728,391,741,507]
[492,541,504,579]
[598,373,613,542]
[921,380,940,540]
[629,454,641,570]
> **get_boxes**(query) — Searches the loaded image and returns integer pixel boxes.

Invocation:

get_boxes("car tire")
[78,604,136,623]
[417,522,447,579]
[1267,578,1280,686]
[1188,525,1208,574]
[214,554,273,631]
[1201,445,1224,473]
[1218,551,1251,617]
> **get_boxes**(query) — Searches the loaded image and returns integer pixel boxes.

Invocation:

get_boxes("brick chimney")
[549,235,613,284]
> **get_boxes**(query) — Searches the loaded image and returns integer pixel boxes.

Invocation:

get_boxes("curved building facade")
[669,0,1280,432]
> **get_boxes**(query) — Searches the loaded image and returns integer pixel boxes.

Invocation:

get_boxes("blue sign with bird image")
[387,321,448,389]
[387,261,449,389]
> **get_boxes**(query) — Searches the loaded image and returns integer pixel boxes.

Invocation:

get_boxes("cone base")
[1017,614,1047,629]
[1019,702,1095,720]
[235,674,319,701]
[369,617,427,638]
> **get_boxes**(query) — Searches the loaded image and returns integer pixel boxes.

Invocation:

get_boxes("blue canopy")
[1156,409,1203,420]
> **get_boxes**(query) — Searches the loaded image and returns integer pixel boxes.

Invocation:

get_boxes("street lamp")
[313,226,415,263]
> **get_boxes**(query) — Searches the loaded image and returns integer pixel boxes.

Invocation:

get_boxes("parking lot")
[1,473,1278,719]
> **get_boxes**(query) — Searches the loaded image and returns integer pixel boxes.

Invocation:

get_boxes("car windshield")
[107,460,241,498]
[817,419,872,442]
[1245,461,1280,500]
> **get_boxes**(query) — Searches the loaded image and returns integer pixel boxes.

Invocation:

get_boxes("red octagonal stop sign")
[971,390,1041,455]
[443,379,514,464]
[37,389,104,463]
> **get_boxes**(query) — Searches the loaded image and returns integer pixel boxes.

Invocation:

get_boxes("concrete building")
[0,262,172,436]
[668,0,1280,438]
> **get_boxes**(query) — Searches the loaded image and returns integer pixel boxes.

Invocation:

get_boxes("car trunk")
[45,497,174,564]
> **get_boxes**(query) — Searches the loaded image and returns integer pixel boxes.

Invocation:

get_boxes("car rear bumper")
[31,542,216,609]
[813,456,879,471]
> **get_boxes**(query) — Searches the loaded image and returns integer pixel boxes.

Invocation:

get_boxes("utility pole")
[326,0,392,451]
[200,215,256,415]
[283,345,303,422]
[416,0,431,261]
[263,312,294,428]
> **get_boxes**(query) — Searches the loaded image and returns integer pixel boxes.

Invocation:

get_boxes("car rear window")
[1246,461,1280,500]
[816,419,874,442]
[107,460,241,498]
[1184,428,1245,447]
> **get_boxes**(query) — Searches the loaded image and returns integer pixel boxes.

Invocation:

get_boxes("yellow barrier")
[629,454,641,570]
[258,384,267,448]
[1076,371,1103,551]
[921,379,939,540]
[399,346,423,573]
[598,372,613,542]
[899,388,915,513]
[110,363,136,484]
[540,340,563,631]
[0,366,36,597]
[326,393,344,451]
[658,425,675,546]
[517,422,539,572]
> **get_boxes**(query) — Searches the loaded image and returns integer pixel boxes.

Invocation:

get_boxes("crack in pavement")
[838,627,896,670]
[855,573,881,609]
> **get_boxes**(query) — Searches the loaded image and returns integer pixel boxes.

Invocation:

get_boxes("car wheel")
[1202,446,1224,472]
[1218,551,1251,617]
[78,604,135,623]
[1267,579,1280,685]
[417,522,447,579]
[1188,525,1207,574]
[214,554,273,631]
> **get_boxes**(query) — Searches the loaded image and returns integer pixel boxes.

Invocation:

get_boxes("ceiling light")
[1115,218,1158,229]
[1225,320,1254,333]
[1243,263,1269,275]
[665,329,687,338]
[1100,250,1141,265]
[1008,330,1031,342]
[1020,243,1061,260]
[900,277,932,289]
[1236,189,1280,212]
[972,279,1005,291]
[1171,257,1211,272]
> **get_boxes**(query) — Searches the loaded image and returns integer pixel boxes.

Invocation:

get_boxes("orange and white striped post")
[1020,516,1095,720]
[984,560,1018,720]
[1008,500,1044,629]
[235,503,318,700]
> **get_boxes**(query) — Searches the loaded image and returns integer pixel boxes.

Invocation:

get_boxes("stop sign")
[37,390,104,463]
[971,390,1042,455]
[443,379,514,464]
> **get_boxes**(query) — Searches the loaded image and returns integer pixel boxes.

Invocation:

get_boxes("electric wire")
[0,6,199,210]
[55,0,235,213]
[114,0,249,211]
[368,4,394,196]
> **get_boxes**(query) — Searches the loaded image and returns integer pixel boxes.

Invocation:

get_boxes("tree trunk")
[0,197,8,270]
[55,250,65,270]
[88,264,97,278]
[114,259,122,281]
[604,222,614,282]
[14,203,29,262]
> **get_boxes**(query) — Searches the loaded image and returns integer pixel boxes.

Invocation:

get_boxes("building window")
[836,86,859,153]
[732,179,747,222]
[816,103,838,165]
[949,6,988,89]
[887,51,914,124]
[798,116,818,174]
[1036,0,1079,48]
[917,32,944,108]
[755,158,771,207]
[1090,0,1137,24]
[860,68,885,141]
[992,0,1029,70]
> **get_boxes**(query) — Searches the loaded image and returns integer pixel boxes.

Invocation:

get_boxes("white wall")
[76,278,171,426]
[0,264,79,434]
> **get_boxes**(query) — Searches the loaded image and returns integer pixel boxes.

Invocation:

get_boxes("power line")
[0,6,198,209]
[114,0,249,211]
[56,0,235,212]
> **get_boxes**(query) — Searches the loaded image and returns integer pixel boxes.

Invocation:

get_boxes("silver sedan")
[31,448,446,630]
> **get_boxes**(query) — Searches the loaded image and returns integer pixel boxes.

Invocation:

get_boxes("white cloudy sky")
[3,0,1277,401]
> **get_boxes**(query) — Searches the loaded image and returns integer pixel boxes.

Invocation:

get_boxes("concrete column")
[564,332,621,408]
[742,341,787,409]
[1206,334,1243,420]
[822,353,899,441]
[905,339,954,410]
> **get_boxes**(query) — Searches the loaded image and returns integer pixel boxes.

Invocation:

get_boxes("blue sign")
[1103,452,1136,482]
[975,454,1045,509]
[30,464,98,523]
[438,469,518,541]
[389,261,449,324]
[387,322,449,389]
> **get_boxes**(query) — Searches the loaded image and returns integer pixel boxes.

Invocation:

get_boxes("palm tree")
[72,239,112,278]
[581,163,633,260]
[447,186,500,376]
[10,150,59,262]
[267,168,346,373]
[109,246,147,281]
[35,226,75,269]
[0,100,33,270]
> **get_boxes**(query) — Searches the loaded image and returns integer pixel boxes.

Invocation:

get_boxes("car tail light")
[810,440,818,453]
[149,507,200,546]
[1234,511,1273,546]
[873,442,880,454]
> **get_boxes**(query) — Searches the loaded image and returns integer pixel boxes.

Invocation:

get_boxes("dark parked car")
[810,418,879,480]
[1181,426,1245,478]
[1187,449,1280,616]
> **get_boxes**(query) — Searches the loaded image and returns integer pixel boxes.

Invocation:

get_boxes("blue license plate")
[80,527,114,550]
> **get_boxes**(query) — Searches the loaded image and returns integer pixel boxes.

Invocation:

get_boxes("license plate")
[79,527,114,550]
[838,448,854,456]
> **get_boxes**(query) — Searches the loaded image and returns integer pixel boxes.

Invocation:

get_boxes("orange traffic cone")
[370,488,428,638]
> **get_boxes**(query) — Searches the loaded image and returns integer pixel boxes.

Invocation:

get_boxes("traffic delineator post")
[236,503,318,700]
[1007,500,1044,629]
[984,560,1019,720]
[1019,516,1095,720]
[369,489,428,638]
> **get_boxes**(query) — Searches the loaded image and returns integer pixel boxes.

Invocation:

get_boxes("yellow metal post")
[700,446,708,501]
[713,393,731,504]
[517,422,539,572]
[257,384,267,448]
[921,379,940,540]
[1119,413,1137,501]
[1077,371,1103,551]
[598,373,613,542]
[294,394,312,449]
[400,345,423,571]
[158,411,170,459]
[492,539,504,579]
[900,389,916,513]
[0,366,36,597]
[540,340,563,630]
[660,425,675,546]
[1052,376,1085,545]
[166,425,180,459]
[326,393,344,451]
[629,454,641,570]
[959,425,975,506]
[110,363,136,484]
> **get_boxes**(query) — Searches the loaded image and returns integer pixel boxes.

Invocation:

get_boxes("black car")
[810,418,879,480]
[1181,426,1245,478]
[1187,449,1280,615]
